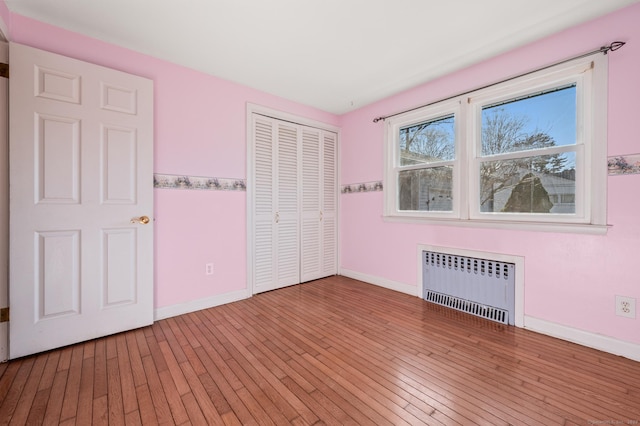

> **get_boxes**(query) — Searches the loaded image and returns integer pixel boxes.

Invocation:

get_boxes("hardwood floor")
[1,276,639,425]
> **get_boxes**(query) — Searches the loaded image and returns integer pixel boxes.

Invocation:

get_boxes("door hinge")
[0,307,8,323]
[0,63,8,79]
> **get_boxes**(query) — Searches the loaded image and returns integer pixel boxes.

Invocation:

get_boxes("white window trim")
[383,54,608,234]
[385,99,462,220]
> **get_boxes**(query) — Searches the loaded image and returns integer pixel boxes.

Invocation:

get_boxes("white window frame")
[383,54,608,234]
[385,99,462,220]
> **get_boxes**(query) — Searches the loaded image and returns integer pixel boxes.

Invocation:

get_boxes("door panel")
[9,42,154,358]
[37,230,80,318]
[102,125,137,203]
[37,114,81,203]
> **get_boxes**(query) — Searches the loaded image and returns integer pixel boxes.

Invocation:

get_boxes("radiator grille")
[423,251,515,325]
[424,290,509,324]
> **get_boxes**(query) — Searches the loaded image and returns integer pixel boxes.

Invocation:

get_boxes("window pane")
[481,85,576,156]
[398,167,453,211]
[399,115,455,166]
[479,153,576,214]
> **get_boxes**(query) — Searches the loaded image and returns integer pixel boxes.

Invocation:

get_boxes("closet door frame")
[246,103,340,295]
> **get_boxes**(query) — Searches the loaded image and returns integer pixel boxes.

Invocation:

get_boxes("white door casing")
[9,43,154,359]
[0,41,8,362]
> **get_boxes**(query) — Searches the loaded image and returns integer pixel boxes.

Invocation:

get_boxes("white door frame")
[0,41,8,362]
[246,103,341,295]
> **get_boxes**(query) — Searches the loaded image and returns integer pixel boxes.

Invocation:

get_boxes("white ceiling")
[6,0,639,114]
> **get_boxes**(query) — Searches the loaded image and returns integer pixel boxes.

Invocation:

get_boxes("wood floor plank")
[0,361,22,408]
[1,276,640,425]
[92,394,108,425]
[106,357,125,426]
[134,383,158,425]
[157,340,190,396]
[24,388,48,425]
[125,329,147,388]
[8,353,48,425]
[180,391,208,425]
[41,368,68,425]
[115,333,138,415]
[59,344,84,422]
[75,356,94,426]
[140,355,173,425]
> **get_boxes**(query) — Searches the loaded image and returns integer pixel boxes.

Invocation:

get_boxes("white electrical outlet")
[205,263,214,275]
[615,295,636,318]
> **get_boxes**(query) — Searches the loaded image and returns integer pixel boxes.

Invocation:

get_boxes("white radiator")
[423,251,515,325]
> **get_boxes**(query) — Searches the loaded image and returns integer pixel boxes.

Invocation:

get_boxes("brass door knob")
[131,215,150,224]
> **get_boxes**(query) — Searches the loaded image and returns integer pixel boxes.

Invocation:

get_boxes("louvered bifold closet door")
[301,128,322,282]
[321,131,338,276]
[251,112,336,293]
[301,128,338,282]
[253,116,276,292]
[275,124,301,288]
[252,116,301,293]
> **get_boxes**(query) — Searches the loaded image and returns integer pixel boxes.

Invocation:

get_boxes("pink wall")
[339,3,640,345]
[7,12,339,309]
[5,3,639,348]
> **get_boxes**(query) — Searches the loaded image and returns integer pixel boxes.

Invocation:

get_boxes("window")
[384,55,607,232]
[398,113,456,212]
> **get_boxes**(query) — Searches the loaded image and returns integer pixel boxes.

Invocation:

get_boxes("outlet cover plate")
[615,295,636,319]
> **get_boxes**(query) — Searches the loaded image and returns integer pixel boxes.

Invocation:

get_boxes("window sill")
[382,215,610,235]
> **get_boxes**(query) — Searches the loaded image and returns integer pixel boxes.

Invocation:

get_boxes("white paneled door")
[9,43,154,359]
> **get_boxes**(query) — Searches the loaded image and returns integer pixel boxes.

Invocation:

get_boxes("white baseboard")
[338,269,640,362]
[339,268,419,297]
[154,288,251,321]
[525,316,640,362]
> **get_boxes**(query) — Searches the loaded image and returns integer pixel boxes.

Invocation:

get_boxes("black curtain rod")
[372,41,626,123]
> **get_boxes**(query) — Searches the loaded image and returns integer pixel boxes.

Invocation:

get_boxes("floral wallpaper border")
[341,181,383,194]
[154,173,246,191]
[608,154,640,176]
